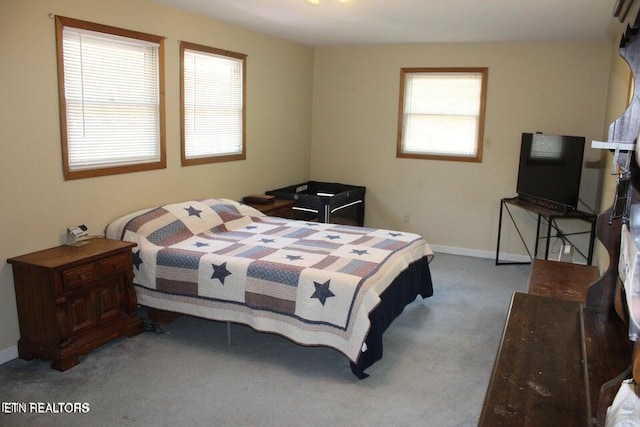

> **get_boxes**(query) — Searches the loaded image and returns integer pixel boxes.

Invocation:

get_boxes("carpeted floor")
[0,253,530,427]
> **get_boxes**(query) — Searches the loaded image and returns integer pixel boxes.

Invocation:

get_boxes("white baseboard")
[0,345,18,365]
[430,244,531,264]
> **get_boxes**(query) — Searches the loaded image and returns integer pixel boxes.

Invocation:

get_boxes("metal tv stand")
[495,196,597,265]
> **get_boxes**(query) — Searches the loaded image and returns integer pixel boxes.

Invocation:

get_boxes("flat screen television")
[516,132,585,213]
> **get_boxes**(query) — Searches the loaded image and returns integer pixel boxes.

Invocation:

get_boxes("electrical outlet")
[558,244,574,263]
[402,213,410,223]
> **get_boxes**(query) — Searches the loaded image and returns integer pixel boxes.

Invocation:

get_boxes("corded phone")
[66,224,89,246]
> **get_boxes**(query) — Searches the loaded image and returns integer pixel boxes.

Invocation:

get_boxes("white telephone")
[66,225,89,246]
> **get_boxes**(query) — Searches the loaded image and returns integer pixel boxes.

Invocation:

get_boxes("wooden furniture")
[527,259,633,423]
[528,259,599,302]
[480,258,635,426]
[480,292,589,425]
[244,198,294,218]
[7,238,143,371]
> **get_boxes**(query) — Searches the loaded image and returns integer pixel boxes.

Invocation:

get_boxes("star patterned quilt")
[105,199,433,363]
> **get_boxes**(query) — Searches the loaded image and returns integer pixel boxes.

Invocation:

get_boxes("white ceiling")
[152,0,620,46]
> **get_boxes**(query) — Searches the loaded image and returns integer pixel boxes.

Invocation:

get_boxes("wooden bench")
[528,259,599,302]
[479,291,588,425]
[479,259,634,426]
[530,260,634,425]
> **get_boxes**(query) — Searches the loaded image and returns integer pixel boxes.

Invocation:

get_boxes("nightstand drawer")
[62,263,97,292]
[98,253,130,276]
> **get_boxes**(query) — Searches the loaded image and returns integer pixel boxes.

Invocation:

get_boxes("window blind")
[183,47,244,160]
[62,26,161,171]
[401,71,484,158]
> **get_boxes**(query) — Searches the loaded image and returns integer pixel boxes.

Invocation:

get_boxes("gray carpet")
[0,253,530,427]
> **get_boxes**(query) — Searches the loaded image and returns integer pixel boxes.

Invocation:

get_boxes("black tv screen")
[516,132,585,212]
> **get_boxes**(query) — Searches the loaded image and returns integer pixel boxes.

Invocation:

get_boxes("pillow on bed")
[105,198,264,243]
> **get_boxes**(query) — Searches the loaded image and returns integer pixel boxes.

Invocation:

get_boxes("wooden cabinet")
[246,199,294,218]
[480,260,634,425]
[479,292,588,426]
[7,238,143,371]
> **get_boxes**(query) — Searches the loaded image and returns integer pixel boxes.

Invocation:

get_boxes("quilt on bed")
[105,198,433,362]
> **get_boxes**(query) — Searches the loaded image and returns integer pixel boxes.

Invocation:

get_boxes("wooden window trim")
[55,16,166,180]
[180,41,247,166]
[397,67,488,163]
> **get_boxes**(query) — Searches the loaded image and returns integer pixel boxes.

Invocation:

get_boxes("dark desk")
[495,197,597,265]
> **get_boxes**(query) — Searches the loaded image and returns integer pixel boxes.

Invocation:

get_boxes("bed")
[105,198,434,378]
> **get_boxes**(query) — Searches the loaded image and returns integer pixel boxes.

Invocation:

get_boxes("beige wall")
[0,0,314,354]
[311,42,612,259]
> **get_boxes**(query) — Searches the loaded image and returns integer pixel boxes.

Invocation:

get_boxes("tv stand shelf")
[496,197,597,265]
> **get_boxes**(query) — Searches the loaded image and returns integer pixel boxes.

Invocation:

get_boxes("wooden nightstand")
[7,238,143,371]
[245,199,294,218]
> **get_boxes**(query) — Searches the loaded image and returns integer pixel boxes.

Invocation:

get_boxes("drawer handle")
[80,274,86,281]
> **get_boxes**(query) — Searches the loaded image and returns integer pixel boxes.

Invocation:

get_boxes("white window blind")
[182,45,245,162]
[399,69,487,161]
[60,24,161,172]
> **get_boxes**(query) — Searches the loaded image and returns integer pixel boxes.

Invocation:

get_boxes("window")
[397,67,488,162]
[55,16,166,180]
[181,42,246,166]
